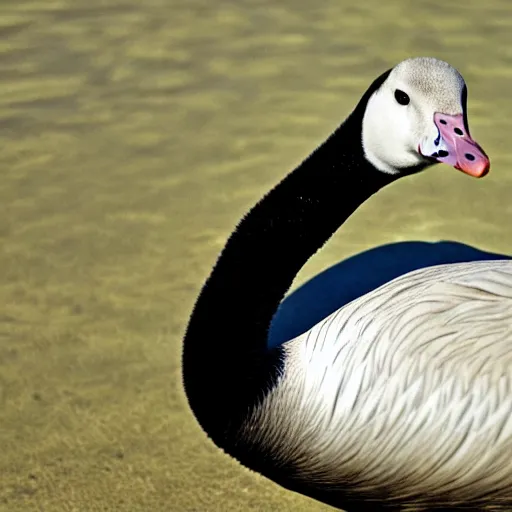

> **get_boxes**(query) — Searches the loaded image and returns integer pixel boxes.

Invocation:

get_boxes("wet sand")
[1,0,511,510]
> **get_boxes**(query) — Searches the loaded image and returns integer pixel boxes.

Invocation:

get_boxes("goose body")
[253,261,512,508]
[182,57,512,510]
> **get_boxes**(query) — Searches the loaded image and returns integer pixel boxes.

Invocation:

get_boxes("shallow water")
[0,0,511,510]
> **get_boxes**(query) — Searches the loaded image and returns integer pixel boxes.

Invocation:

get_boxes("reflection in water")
[0,0,511,510]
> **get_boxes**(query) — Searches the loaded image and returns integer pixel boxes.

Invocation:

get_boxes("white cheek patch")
[362,92,426,175]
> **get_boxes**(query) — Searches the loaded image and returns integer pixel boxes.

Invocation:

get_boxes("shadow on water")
[269,240,512,348]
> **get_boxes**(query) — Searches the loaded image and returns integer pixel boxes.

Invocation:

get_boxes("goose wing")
[263,260,512,504]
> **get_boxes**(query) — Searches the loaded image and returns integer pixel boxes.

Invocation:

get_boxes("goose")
[182,57,512,510]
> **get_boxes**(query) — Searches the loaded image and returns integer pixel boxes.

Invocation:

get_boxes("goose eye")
[394,89,410,106]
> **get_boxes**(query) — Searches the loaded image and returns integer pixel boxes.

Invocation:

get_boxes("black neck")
[182,70,396,446]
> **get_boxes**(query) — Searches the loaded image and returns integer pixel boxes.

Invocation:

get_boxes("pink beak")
[421,113,490,178]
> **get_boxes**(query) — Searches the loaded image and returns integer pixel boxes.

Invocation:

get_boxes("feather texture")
[247,261,512,507]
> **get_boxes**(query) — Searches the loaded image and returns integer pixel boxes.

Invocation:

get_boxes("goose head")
[362,57,490,177]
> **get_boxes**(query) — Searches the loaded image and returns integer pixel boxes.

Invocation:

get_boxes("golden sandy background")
[1,0,511,510]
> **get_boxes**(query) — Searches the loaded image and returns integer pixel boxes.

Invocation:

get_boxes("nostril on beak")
[438,150,449,157]
[439,119,447,125]
[465,153,475,161]
[454,128,463,136]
